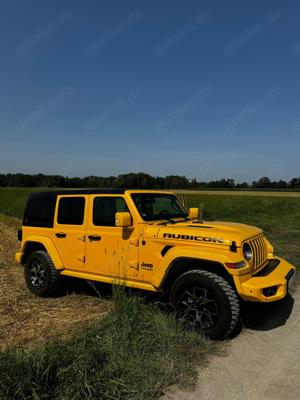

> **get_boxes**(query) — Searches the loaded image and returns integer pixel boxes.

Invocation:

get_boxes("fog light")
[262,286,278,297]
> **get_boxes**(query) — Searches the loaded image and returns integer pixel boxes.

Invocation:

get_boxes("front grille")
[249,235,268,271]
[254,259,280,276]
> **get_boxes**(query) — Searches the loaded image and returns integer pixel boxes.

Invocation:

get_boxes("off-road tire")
[24,251,62,297]
[170,270,240,340]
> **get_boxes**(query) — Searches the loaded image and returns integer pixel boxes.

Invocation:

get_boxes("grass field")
[0,187,299,399]
[0,187,36,218]
[178,189,300,197]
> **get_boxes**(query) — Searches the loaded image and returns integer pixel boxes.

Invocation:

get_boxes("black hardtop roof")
[29,188,126,198]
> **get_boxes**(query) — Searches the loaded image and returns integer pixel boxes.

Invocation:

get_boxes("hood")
[145,220,263,247]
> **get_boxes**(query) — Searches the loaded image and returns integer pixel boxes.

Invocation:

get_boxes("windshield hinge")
[230,241,237,253]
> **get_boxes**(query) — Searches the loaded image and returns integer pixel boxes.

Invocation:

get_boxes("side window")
[57,197,85,225]
[93,197,129,226]
[23,197,56,228]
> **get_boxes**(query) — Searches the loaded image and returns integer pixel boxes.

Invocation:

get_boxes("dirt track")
[166,286,300,400]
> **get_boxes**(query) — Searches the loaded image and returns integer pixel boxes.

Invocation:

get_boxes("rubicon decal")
[163,233,230,244]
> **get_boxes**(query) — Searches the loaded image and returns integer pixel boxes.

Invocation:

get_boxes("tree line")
[0,173,299,189]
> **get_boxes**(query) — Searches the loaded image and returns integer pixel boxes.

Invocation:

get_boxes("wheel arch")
[23,241,46,264]
[22,237,64,270]
[158,257,233,291]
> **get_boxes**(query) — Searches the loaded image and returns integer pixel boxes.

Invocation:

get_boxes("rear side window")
[93,197,129,226]
[23,197,56,228]
[57,197,85,225]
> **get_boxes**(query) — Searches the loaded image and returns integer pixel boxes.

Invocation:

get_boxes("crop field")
[0,187,37,218]
[0,187,299,399]
[178,189,300,197]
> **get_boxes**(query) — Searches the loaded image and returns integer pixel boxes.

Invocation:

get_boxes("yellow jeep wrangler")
[16,189,296,339]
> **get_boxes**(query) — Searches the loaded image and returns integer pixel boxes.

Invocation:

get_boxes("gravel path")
[166,286,299,400]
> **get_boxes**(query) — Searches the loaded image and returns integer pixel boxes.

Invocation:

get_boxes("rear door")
[52,195,87,270]
[85,195,139,280]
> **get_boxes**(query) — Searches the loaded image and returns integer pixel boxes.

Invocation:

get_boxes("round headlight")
[243,242,253,261]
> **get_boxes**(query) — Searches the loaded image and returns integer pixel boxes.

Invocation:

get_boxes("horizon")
[0,170,298,186]
[0,0,299,181]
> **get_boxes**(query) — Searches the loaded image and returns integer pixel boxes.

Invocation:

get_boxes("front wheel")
[24,251,63,297]
[170,270,240,339]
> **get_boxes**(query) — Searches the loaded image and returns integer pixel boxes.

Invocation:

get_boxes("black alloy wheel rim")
[28,261,47,288]
[178,286,219,330]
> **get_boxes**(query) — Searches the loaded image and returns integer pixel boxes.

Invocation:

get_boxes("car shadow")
[227,293,295,339]
[63,276,114,298]
[241,293,295,331]
[63,277,168,302]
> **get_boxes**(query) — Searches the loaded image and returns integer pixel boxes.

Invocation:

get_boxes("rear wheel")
[24,251,62,297]
[170,270,240,339]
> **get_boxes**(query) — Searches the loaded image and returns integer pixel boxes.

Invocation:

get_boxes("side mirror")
[115,212,132,227]
[189,207,199,219]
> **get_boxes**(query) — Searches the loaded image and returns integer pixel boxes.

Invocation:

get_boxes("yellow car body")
[16,189,296,303]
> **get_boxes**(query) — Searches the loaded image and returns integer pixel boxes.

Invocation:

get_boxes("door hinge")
[78,255,85,263]
[129,261,139,270]
[78,234,85,242]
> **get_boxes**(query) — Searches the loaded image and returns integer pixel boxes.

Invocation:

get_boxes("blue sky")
[0,0,299,182]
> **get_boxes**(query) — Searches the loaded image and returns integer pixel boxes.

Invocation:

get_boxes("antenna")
[182,193,187,209]
[179,192,187,209]
[198,201,205,223]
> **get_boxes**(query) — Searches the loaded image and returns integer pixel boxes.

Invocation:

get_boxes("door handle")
[55,232,66,238]
[88,234,101,242]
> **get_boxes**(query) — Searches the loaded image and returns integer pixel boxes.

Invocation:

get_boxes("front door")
[85,195,139,282]
[52,195,87,270]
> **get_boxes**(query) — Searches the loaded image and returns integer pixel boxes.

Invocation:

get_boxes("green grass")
[0,187,35,218]
[0,288,211,400]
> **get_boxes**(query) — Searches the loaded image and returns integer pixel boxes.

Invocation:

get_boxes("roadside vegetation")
[0,286,211,400]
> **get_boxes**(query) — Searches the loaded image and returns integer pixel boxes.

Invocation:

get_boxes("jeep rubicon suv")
[16,189,296,339]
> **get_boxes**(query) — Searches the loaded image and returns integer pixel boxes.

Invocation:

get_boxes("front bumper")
[234,257,296,302]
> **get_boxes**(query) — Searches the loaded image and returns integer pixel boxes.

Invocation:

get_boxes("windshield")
[131,193,189,221]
